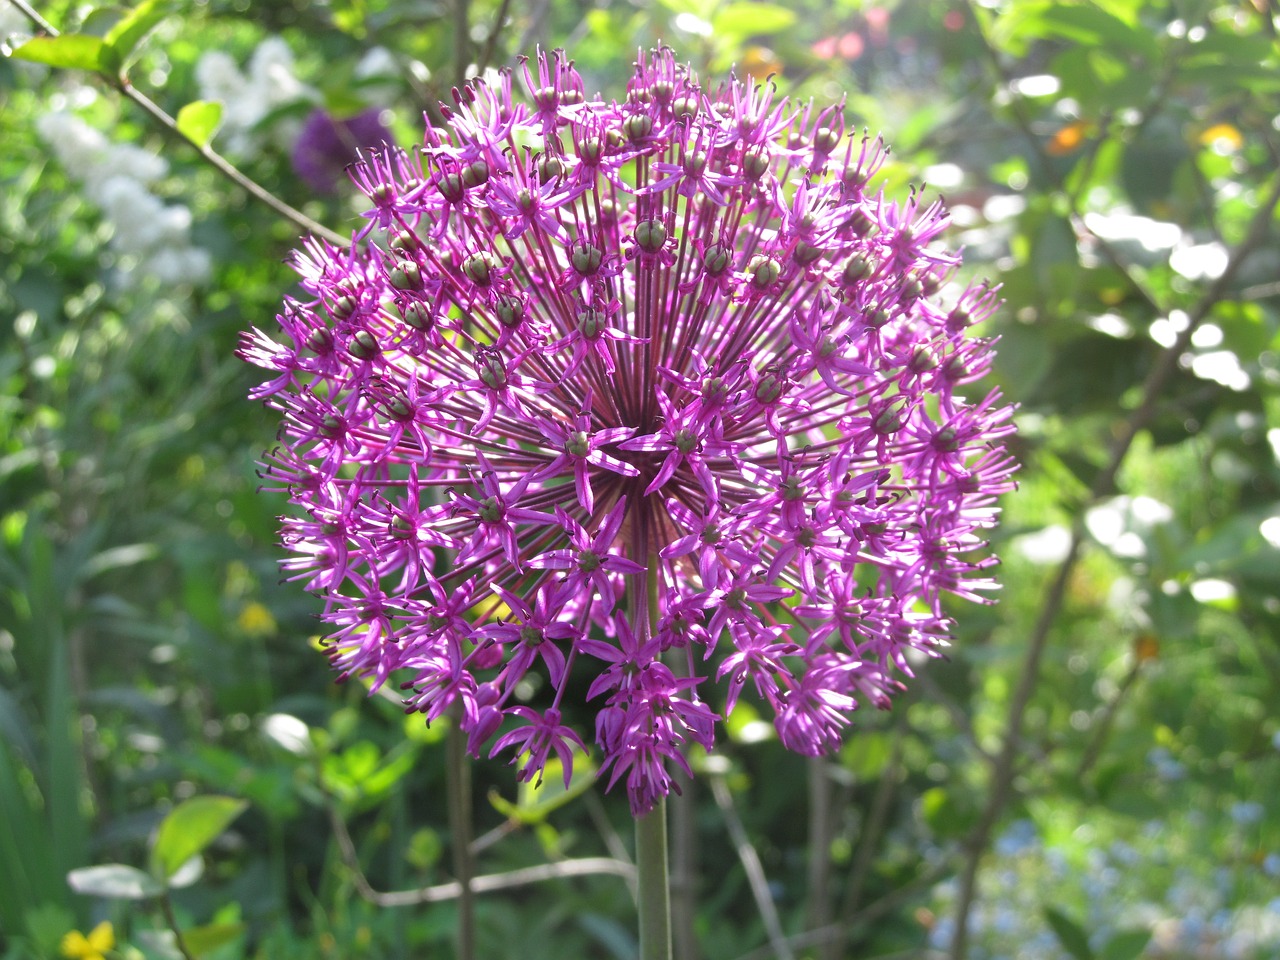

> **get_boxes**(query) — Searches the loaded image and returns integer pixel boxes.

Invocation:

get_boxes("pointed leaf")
[175,101,222,148]
[150,796,247,879]
[68,864,164,900]
[104,0,168,66]
[1100,928,1152,960]
[10,35,105,71]
[1044,906,1095,960]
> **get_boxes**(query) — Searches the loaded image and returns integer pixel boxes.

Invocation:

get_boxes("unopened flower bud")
[401,301,434,331]
[462,159,491,188]
[437,173,465,203]
[330,294,359,321]
[813,127,840,154]
[702,243,732,276]
[571,243,603,276]
[389,260,423,291]
[747,255,781,290]
[624,113,654,142]
[348,330,379,360]
[463,252,500,286]
[495,295,526,329]
[673,96,698,120]
[635,219,668,253]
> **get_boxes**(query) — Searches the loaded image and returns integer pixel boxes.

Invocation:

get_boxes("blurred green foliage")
[2,0,1279,958]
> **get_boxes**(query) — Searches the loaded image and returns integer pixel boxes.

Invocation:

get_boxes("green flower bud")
[634,219,668,253]
[348,330,379,360]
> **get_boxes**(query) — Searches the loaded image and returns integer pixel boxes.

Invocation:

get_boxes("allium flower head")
[241,47,1017,814]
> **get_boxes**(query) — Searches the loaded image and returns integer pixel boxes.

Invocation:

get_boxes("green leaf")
[1044,906,1095,960]
[67,863,164,900]
[175,101,223,148]
[9,35,106,71]
[711,2,796,40]
[487,753,596,824]
[181,922,245,958]
[149,796,248,880]
[1100,928,1152,960]
[103,0,169,68]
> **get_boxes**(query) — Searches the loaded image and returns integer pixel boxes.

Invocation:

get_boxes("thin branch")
[728,860,953,960]
[1074,652,1144,783]
[804,758,835,939]
[947,7,1280,957]
[947,163,1280,959]
[10,0,348,247]
[158,893,198,960]
[824,725,905,960]
[453,0,471,88]
[446,713,476,960]
[326,801,636,908]
[710,775,795,960]
[476,0,515,76]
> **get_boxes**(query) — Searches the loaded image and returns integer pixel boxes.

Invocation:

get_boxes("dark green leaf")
[1101,928,1152,960]
[1044,906,1095,960]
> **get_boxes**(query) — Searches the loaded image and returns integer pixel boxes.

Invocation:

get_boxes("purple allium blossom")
[292,108,394,194]
[241,48,1017,815]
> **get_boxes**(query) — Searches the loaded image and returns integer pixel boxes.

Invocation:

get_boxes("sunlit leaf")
[711,2,796,41]
[103,0,168,68]
[175,100,223,148]
[150,796,248,880]
[10,35,105,71]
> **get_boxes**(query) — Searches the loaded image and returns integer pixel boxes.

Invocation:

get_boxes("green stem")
[636,797,672,960]
[159,893,197,960]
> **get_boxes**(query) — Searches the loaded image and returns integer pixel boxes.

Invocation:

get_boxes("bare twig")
[728,860,953,960]
[824,725,905,960]
[326,801,636,908]
[947,162,1280,958]
[1074,649,1145,784]
[158,893,198,960]
[946,8,1280,957]
[446,714,475,960]
[805,758,835,938]
[10,0,348,247]
[476,0,514,75]
[710,775,795,960]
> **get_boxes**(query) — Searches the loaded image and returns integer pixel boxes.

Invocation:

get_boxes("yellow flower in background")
[1199,122,1243,152]
[236,600,277,636]
[61,921,114,960]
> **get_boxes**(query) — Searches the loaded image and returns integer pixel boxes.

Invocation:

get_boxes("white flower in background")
[0,0,32,54]
[196,36,316,154]
[35,109,211,287]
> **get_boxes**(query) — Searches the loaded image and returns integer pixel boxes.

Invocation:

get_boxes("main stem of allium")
[633,557,672,960]
[636,797,672,960]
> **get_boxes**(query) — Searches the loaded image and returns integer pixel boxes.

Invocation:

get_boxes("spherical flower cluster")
[241,48,1016,814]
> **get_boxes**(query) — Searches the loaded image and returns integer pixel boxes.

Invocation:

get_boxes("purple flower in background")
[292,107,393,193]
[242,47,1017,814]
